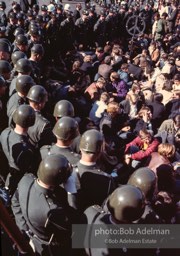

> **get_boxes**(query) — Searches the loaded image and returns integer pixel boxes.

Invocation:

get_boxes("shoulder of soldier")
[36,112,50,126]
[18,173,36,188]
[40,144,52,158]
[84,205,106,224]
[1,127,12,139]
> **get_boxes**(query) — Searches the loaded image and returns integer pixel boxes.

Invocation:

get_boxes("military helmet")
[41,4,48,11]
[16,75,35,95]
[15,34,28,45]
[29,26,40,36]
[32,4,40,12]
[11,51,27,66]
[0,41,11,53]
[14,27,25,37]
[128,167,156,199]
[12,3,21,11]
[53,116,79,141]
[53,100,75,118]
[13,105,35,128]
[0,60,12,74]
[0,1,6,9]
[37,154,72,186]
[107,185,145,222]
[16,58,32,73]
[17,13,26,21]
[0,75,6,87]
[80,129,103,153]
[8,12,17,20]
[27,9,34,18]
[31,44,44,55]
[27,85,47,103]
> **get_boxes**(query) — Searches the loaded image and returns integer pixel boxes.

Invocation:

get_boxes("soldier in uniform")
[53,99,75,121]
[70,129,116,211]
[13,34,29,54]
[128,167,163,224]
[84,185,145,256]
[6,12,18,43]
[40,116,80,165]
[9,58,32,97]
[0,40,11,61]
[94,10,107,47]
[10,51,27,80]
[0,1,7,26]
[7,75,34,126]
[11,154,81,256]
[75,9,90,49]
[0,59,12,81]
[0,105,35,195]
[27,85,55,149]
[0,75,7,132]
[29,44,44,84]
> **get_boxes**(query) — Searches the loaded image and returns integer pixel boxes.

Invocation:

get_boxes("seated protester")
[165,89,180,118]
[148,93,165,133]
[146,143,176,176]
[124,129,159,168]
[120,93,142,120]
[118,63,133,89]
[172,73,180,91]
[157,114,180,144]
[89,92,109,126]
[84,77,106,103]
[100,101,129,156]
[155,75,173,105]
[132,106,154,136]
[109,71,127,103]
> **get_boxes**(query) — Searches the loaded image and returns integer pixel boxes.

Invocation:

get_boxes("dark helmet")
[57,4,63,10]
[107,185,145,222]
[82,9,89,16]
[80,129,103,153]
[13,27,25,37]
[37,154,72,186]
[0,24,6,33]
[17,13,26,21]
[11,51,27,66]
[15,34,28,45]
[0,41,11,53]
[12,3,21,11]
[0,75,5,87]
[41,4,48,11]
[16,75,35,95]
[8,12,17,20]
[53,116,79,141]
[13,105,35,128]
[128,167,156,199]
[27,9,34,18]
[16,58,32,73]
[53,100,75,118]
[0,60,12,74]
[32,4,40,12]
[27,85,47,103]
[29,26,40,36]
[0,1,6,9]
[31,44,44,55]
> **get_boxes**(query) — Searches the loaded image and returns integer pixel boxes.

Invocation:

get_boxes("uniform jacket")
[125,136,159,161]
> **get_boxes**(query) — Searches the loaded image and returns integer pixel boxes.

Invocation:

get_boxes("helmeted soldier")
[0,1,7,26]
[27,85,55,148]
[6,12,18,43]
[29,44,44,84]
[0,60,12,80]
[94,10,107,47]
[83,185,145,256]
[11,154,79,256]
[10,50,27,80]
[13,34,29,54]
[0,75,7,132]
[53,100,75,120]
[9,58,32,97]
[7,75,35,126]
[0,104,35,195]
[128,167,162,224]
[40,116,80,166]
[75,9,90,49]
[69,129,116,211]
[0,40,11,61]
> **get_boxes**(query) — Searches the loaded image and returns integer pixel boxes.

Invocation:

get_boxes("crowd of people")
[0,0,180,255]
